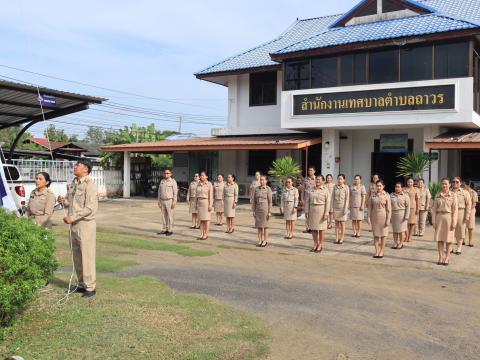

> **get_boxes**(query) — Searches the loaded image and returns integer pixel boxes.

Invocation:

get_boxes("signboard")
[380,134,408,153]
[37,94,56,106]
[293,85,455,116]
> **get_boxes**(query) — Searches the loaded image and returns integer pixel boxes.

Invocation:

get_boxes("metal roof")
[425,130,480,149]
[0,79,106,130]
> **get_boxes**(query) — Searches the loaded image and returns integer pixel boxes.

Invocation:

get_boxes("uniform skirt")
[334,207,348,222]
[391,210,408,233]
[408,208,418,225]
[307,205,328,231]
[467,208,476,230]
[371,209,388,237]
[189,199,197,214]
[196,198,211,221]
[283,201,297,221]
[255,208,270,228]
[224,197,236,218]
[434,212,455,243]
[350,207,364,221]
[214,199,224,213]
[455,208,466,240]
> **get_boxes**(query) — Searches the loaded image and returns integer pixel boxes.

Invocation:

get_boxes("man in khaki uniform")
[58,159,98,298]
[158,169,178,236]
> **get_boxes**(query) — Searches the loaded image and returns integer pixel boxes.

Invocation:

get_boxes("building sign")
[380,134,408,153]
[37,94,56,106]
[293,85,455,115]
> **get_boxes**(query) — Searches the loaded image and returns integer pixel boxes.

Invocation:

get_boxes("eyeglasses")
[164,172,171,175]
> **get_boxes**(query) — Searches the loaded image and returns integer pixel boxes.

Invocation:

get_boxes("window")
[434,42,470,79]
[401,44,433,81]
[284,61,310,90]
[383,0,406,13]
[249,71,277,106]
[369,48,399,83]
[311,56,337,88]
[340,53,367,85]
[248,150,276,176]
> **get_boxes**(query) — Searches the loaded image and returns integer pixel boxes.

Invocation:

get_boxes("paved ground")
[53,199,480,360]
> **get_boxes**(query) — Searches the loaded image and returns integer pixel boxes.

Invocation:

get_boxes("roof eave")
[195,64,282,81]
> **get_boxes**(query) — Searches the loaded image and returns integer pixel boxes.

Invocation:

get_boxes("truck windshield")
[3,166,20,181]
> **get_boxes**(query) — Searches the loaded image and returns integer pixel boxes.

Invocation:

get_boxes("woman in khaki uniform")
[404,177,419,243]
[416,179,431,237]
[187,173,200,229]
[390,182,410,250]
[25,172,55,228]
[350,175,366,238]
[249,171,261,204]
[214,174,225,226]
[195,172,213,240]
[325,174,335,229]
[366,174,380,228]
[432,178,458,266]
[252,175,272,247]
[281,177,299,239]
[224,174,239,234]
[331,174,349,244]
[452,176,471,255]
[464,180,478,247]
[368,180,391,258]
[305,175,331,253]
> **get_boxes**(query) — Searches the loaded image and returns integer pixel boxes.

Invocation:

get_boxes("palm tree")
[268,156,302,189]
[396,153,431,179]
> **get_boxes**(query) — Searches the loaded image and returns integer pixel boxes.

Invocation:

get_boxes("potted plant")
[268,156,302,214]
[396,152,432,179]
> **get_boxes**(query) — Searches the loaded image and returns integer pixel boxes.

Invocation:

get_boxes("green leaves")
[429,181,442,200]
[396,153,432,179]
[268,156,302,188]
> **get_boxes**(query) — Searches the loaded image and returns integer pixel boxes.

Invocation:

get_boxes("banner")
[0,158,18,213]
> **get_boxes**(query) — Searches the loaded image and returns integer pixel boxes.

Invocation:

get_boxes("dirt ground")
[52,199,480,360]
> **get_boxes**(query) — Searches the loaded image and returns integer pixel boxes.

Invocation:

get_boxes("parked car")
[2,164,26,213]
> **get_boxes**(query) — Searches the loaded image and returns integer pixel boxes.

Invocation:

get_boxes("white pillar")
[123,151,131,198]
[321,129,340,177]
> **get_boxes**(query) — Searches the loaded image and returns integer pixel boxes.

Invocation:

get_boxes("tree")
[268,156,302,189]
[396,153,433,179]
[0,127,42,151]
[44,125,69,142]
[68,134,80,142]
[84,126,106,144]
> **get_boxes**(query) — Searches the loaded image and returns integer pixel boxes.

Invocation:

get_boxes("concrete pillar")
[321,129,340,177]
[123,151,131,198]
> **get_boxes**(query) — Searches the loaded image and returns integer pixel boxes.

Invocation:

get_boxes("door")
[371,152,405,192]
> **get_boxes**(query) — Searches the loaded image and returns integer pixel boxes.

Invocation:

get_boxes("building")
[104,0,480,196]
[24,138,102,162]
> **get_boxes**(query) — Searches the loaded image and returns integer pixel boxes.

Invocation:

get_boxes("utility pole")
[178,116,183,133]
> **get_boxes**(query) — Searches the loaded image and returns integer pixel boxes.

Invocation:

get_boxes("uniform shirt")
[249,179,260,201]
[252,186,272,214]
[25,187,56,227]
[432,191,458,227]
[367,183,377,200]
[224,182,239,202]
[196,181,213,205]
[158,178,178,204]
[281,186,299,209]
[368,191,392,224]
[66,176,98,222]
[214,181,225,200]
[304,185,331,215]
[452,188,471,222]
[404,187,419,210]
[390,192,410,220]
[350,184,366,209]
[302,176,316,202]
[332,184,349,214]
[326,182,335,195]
[469,189,479,209]
[187,181,198,202]
[418,187,431,211]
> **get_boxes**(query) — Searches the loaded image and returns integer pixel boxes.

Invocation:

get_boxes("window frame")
[249,71,278,107]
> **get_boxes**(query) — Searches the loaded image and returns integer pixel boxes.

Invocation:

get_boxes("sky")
[0,0,357,139]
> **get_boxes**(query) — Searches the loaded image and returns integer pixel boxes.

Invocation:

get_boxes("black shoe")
[166,231,173,236]
[69,287,86,294]
[82,290,96,298]
[303,229,311,233]
[157,231,167,235]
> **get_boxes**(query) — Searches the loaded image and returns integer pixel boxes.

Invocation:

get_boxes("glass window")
[311,56,337,88]
[369,48,399,83]
[401,44,433,81]
[434,42,470,79]
[284,61,310,90]
[354,53,367,84]
[248,150,276,176]
[249,71,277,106]
[340,54,354,85]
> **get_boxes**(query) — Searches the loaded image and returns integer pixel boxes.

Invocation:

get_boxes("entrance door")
[371,152,405,192]
[189,151,218,181]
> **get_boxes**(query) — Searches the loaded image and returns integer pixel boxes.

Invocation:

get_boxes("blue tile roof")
[196,0,480,76]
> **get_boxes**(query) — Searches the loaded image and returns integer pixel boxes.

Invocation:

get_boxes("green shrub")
[0,208,58,331]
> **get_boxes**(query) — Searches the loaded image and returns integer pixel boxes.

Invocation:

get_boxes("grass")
[0,275,269,360]
[96,256,139,273]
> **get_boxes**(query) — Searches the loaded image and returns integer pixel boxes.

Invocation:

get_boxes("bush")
[0,208,58,332]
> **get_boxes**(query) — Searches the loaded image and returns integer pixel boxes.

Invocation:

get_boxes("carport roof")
[101,135,323,153]
[0,79,106,130]
[425,130,480,149]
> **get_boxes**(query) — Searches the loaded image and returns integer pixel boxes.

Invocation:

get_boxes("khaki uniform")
[366,183,376,202]
[468,189,478,230]
[281,187,299,221]
[405,187,419,225]
[368,191,391,237]
[432,192,458,243]
[158,178,178,232]
[65,176,98,291]
[452,188,471,240]
[249,179,260,203]
[304,186,331,231]
[390,192,410,233]
[252,186,272,228]
[25,187,55,228]
[196,181,213,221]
[332,184,349,221]
[187,181,199,214]
[213,181,225,213]
[350,184,366,221]
[418,187,431,235]
[224,183,239,218]
[302,176,316,206]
